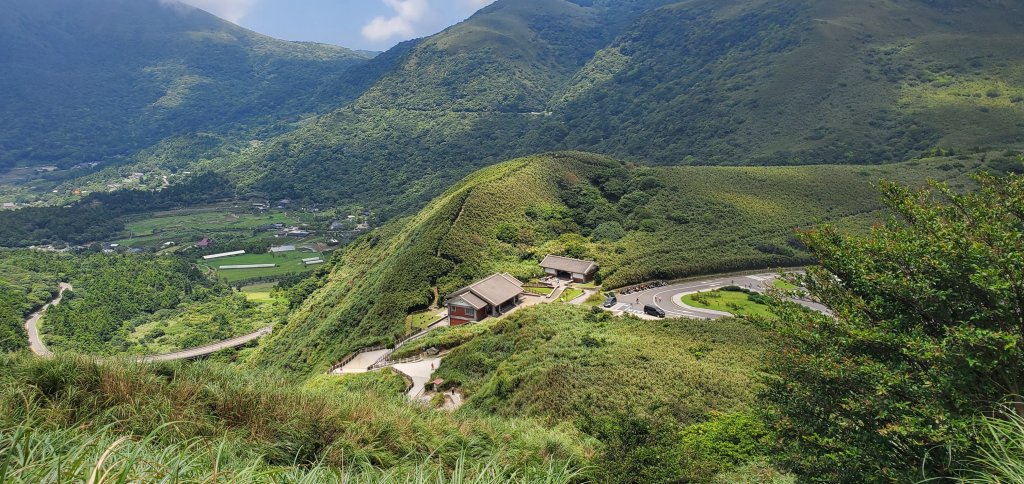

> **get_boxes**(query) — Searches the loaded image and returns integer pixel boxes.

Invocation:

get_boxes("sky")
[177,0,497,51]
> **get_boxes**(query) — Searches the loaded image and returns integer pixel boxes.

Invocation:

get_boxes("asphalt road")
[24,282,71,357]
[612,271,830,319]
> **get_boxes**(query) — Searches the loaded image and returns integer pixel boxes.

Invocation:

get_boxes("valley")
[1,0,1024,481]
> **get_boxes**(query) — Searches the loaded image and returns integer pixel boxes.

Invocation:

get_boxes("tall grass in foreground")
[960,405,1024,483]
[0,353,590,482]
[0,419,582,483]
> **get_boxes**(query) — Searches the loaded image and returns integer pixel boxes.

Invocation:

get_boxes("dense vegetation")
[254,151,988,372]
[7,0,1021,216]
[431,304,764,425]
[41,255,211,354]
[0,354,590,482]
[0,251,63,352]
[0,0,369,173]
[385,300,791,481]
[212,0,1024,213]
[0,249,282,357]
[761,173,1024,481]
[0,173,234,246]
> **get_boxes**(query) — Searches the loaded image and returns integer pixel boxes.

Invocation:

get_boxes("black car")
[644,304,666,318]
[602,295,617,308]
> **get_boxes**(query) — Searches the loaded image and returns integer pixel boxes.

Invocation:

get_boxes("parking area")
[608,271,827,320]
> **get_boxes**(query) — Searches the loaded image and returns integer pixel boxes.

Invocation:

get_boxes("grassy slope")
[598,158,979,286]
[0,354,590,482]
[250,155,572,372]
[683,291,777,319]
[558,0,1024,165]
[433,304,764,424]
[252,151,989,372]
[213,0,1024,215]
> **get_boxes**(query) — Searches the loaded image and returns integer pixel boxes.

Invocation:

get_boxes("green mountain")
[220,0,1024,215]
[557,0,1024,165]
[6,0,1022,215]
[0,0,370,172]
[252,150,990,373]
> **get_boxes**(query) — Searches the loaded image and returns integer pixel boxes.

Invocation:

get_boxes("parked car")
[602,295,617,308]
[644,305,666,318]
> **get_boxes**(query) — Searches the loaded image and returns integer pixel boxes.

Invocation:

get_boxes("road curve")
[24,282,72,357]
[137,326,273,363]
[613,271,829,319]
[24,282,272,362]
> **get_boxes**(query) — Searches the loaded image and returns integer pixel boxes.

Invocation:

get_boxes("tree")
[592,221,626,242]
[761,174,1024,482]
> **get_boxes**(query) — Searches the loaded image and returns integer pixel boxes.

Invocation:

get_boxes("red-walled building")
[444,273,525,326]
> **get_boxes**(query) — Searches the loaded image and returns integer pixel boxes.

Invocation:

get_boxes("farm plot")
[200,251,323,284]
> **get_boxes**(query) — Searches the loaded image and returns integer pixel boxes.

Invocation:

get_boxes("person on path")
[431,362,435,371]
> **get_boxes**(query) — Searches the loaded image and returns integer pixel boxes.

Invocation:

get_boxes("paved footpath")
[612,271,830,319]
[332,349,391,374]
[393,356,444,399]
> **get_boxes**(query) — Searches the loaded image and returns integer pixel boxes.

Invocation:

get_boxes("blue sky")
[178,0,496,51]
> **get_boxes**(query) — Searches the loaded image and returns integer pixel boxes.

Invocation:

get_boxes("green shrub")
[0,354,592,481]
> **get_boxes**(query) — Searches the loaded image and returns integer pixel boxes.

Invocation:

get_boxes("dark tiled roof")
[447,273,524,308]
[540,255,599,275]
[453,292,488,310]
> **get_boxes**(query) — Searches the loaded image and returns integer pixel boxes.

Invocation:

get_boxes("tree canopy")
[762,173,1024,481]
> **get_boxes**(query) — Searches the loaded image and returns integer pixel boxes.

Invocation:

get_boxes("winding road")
[612,271,830,319]
[24,283,272,362]
[24,282,71,356]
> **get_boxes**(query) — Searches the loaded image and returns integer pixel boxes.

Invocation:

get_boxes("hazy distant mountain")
[0,0,370,171]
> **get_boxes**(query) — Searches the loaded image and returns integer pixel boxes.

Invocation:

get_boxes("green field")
[525,286,554,296]
[772,278,799,291]
[683,290,776,319]
[240,283,281,303]
[406,310,445,333]
[201,251,323,283]
[113,206,322,251]
[559,288,585,303]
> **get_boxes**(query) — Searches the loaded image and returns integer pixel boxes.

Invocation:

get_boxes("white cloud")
[362,0,432,43]
[173,0,258,24]
[361,0,496,43]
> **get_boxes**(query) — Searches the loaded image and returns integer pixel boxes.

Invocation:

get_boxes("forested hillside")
[253,150,992,372]
[5,0,1022,216]
[0,249,282,356]
[0,252,62,352]
[0,0,369,172]
[220,0,1024,214]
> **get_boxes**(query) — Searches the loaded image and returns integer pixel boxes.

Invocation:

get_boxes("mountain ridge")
[0,0,370,172]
